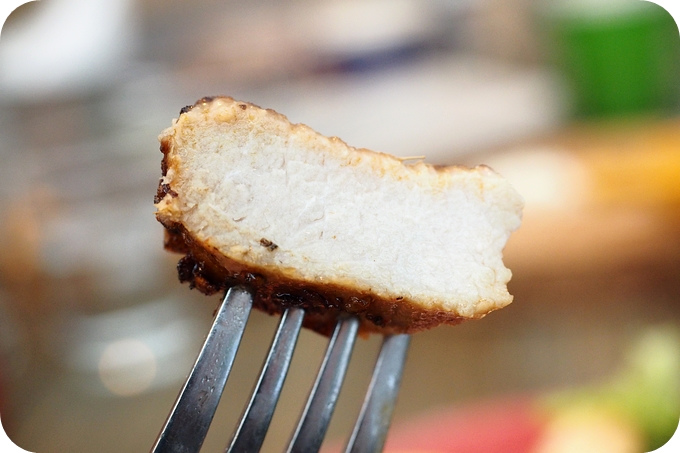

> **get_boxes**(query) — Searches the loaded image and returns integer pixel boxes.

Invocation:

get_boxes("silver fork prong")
[151,285,253,453]
[344,333,411,453]
[286,316,360,453]
[226,307,305,453]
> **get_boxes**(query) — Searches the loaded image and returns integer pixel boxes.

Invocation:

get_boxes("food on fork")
[154,96,523,335]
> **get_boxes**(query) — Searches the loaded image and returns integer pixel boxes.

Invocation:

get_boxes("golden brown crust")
[168,96,474,179]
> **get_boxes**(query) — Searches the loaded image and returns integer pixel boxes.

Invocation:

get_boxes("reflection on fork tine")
[345,334,411,453]
[286,316,360,453]
[151,285,253,453]
[226,307,305,452]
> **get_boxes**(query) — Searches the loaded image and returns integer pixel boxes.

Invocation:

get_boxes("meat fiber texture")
[155,96,523,335]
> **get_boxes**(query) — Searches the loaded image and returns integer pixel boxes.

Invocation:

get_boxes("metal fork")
[151,285,411,453]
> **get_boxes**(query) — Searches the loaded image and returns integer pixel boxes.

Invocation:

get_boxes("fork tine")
[344,334,411,453]
[151,285,253,453]
[226,307,305,452]
[286,316,360,453]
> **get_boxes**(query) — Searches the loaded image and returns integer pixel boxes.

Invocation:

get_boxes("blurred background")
[1,0,679,452]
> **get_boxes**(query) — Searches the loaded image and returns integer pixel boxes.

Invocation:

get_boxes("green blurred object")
[544,325,680,451]
[545,0,680,118]
[612,326,680,450]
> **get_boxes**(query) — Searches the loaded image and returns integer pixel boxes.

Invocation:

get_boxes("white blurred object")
[254,54,565,162]
[0,0,136,101]
[298,0,433,58]
[485,148,591,213]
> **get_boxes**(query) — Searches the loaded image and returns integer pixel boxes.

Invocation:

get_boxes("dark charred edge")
[176,96,276,119]
[154,182,178,204]
[178,96,220,116]
[155,133,176,201]
[156,134,175,204]
[156,219,467,336]
[159,136,172,176]
[162,225,191,254]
